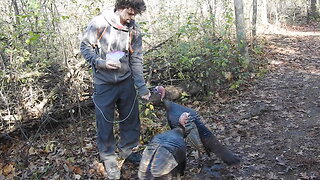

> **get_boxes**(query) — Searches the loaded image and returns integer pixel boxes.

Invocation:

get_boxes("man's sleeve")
[130,28,150,96]
[79,19,101,67]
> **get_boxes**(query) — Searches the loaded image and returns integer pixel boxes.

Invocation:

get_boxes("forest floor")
[187,24,320,179]
[1,23,320,180]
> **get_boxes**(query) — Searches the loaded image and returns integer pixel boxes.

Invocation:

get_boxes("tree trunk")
[252,0,257,45]
[310,0,318,18]
[206,0,215,33]
[0,51,7,70]
[261,0,268,25]
[11,0,20,25]
[234,0,249,60]
[275,3,279,24]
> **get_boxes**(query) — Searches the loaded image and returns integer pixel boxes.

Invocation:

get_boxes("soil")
[0,24,319,179]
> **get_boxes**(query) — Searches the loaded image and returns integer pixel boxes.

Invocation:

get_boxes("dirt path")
[240,33,320,179]
[190,31,320,179]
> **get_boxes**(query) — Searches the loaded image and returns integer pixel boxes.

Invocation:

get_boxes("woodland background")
[1,0,318,136]
[0,0,319,179]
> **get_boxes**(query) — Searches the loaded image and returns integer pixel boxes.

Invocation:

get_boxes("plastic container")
[105,51,125,69]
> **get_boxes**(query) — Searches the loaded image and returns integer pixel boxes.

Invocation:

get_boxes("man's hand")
[141,92,151,100]
[106,61,121,69]
[96,59,121,70]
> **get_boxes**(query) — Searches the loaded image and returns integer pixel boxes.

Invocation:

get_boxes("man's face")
[118,8,136,25]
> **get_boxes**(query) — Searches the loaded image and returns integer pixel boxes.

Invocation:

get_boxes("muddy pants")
[93,77,140,162]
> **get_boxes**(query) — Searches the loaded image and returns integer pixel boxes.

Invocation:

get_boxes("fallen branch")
[0,99,94,140]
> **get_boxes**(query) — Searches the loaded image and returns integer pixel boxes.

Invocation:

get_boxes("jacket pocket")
[118,55,131,74]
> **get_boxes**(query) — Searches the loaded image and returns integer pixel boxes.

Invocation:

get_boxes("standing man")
[80,0,150,179]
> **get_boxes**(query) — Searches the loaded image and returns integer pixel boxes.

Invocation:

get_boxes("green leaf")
[61,16,70,20]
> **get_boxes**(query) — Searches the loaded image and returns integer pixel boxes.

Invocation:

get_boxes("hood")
[103,9,133,32]
[101,9,133,52]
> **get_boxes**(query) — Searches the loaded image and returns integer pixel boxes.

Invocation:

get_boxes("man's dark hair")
[115,0,146,14]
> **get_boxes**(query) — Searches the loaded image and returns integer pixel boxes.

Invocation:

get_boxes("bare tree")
[11,0,20,25]
[234,0,249,60]
[252,0,257,46]
[261,0,268,25]
[309,0,319,18]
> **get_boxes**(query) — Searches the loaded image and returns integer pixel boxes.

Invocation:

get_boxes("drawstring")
[92,92,138,124]
[107,27,114,52]
[125,30,130,52]
[106,27,130,54]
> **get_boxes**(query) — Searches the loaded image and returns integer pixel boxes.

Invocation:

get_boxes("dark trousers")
[93,77,140,162]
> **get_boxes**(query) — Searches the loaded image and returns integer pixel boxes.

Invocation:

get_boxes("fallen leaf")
[28,147,37,155]
[267,172,278,179]
[64,160,74,172]
[299,172,309,179]
[193,101,200,106]
[97,162,106,176]
[224,71,233,81]
[2,164,15,176]
[235,136,241,142]
[73,166,83,175]
[74,174,81,180]
[88,168,96,174]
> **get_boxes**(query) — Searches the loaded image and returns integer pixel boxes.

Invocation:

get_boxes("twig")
[14,114,30,142]
[143,35,174,55]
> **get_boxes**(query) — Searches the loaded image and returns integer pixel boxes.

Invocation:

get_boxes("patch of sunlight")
[258,24,320,36]
[268,59,285,65]
[273,46,298,55]
[298,68,320,76]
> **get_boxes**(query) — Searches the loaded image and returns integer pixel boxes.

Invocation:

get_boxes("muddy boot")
[104,160,120,179]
